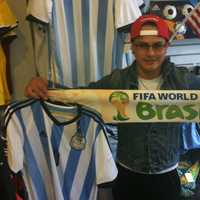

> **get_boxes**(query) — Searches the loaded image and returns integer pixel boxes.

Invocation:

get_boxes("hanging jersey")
[0,1,18,105]
[181,123,200,154]
[0,45,11,105]
[4,99,117,200]
[26,0,142,87]
[26,21,50,78]
[51,0,142,87]
[0,0,18,37]
[115,0,143,28]
[26,0,52,78]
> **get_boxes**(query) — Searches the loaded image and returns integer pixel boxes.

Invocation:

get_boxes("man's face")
[132,25,168,79]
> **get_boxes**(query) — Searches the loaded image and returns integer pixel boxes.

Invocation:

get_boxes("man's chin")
[143,65,159,71]
[144,60,158,66]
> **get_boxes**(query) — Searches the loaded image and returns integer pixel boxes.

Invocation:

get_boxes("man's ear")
[163,42,169,52]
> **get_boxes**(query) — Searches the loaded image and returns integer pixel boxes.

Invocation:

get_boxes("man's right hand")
[24,77,48,99]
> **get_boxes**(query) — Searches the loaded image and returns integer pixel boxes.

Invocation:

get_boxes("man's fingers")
[24,77,48,99]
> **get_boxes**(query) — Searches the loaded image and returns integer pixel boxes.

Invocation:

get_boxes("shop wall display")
[149,0,199,40]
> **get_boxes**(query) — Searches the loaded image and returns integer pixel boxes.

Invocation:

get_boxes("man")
[25,15,200,200]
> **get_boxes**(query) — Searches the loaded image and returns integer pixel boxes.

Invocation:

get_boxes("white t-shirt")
[138,75,163,90]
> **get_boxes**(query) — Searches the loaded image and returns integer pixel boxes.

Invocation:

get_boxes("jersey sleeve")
[7,112,24,173]
[26,0,52,23]
[95,130,118,185]
[115,0,143,29]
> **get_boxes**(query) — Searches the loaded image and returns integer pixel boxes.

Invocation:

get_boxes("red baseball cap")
[131,15,170,41]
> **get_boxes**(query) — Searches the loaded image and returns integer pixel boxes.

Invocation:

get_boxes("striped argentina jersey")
[26,0,142,86]
[51,0,142,87]
[4,99,117,200]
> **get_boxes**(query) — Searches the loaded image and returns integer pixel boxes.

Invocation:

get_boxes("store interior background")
[6,0,200,101]
[3,1,200,200]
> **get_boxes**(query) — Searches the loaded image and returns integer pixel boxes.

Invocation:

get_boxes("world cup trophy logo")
[109,91,130,121]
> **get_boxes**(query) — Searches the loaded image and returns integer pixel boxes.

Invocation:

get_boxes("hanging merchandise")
[177,160,200,198]
[26,0,52,78]
[0,0,18,105]
[0,45,11,105]
[26,0,143,88]
[181,123,200,154]
[149,0,198,40]
[0,0,18,37]
[2,99,117,200]
[184,2,200,38]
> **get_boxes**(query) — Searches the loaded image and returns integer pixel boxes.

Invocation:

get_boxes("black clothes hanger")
[41,99,82,125]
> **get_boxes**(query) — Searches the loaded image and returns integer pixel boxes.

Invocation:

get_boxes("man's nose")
[146,46,156,55]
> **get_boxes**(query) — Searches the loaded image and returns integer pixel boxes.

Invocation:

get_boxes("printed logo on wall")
[149,0,198,40]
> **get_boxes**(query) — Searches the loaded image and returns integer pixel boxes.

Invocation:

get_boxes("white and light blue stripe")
[5,100,116,200]
[26,0,142,87]
[50,0,142,87]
